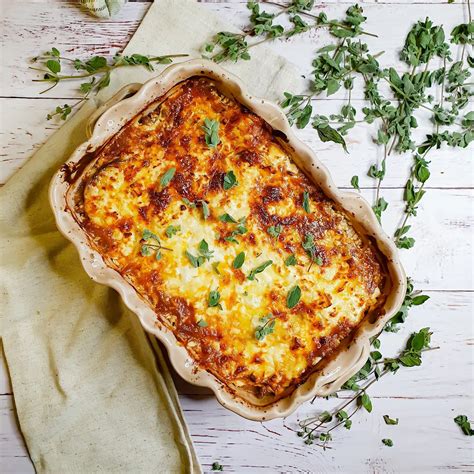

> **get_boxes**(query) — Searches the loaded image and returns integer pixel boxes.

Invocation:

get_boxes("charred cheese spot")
[78,77,387,401]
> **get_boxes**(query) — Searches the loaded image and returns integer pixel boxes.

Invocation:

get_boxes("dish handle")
[86,83,143,139]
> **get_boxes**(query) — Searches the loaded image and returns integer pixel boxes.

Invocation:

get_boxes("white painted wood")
[1,0,473,473]
[2,98,473,188]
[2,291,473,472]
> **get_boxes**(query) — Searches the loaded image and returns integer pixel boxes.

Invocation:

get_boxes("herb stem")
[326,406,360,434]
[382,77,435,114]
[395,179,426,245]
[375,140,387,203]
[31,54,188,83]
[30,54,189,82]
[373,346,440,365]
[262,0,378,37]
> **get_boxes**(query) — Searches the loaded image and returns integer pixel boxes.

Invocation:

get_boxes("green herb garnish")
[140,229,172,260]
[211,461,224,472]
[181,198,209,219]
[165,225,180,238]
[160,167,176,187]
[359,393,372,413]
[382,439,393,447]
[208,289,222,309]
[185,239,214,268]
[302,191,311,213]
[267,224,282,238]
[199,200,210,220]
[285,254,297,266]
[383,415,399,425]
[197,319,208,327]
[302,234,323,268]
[351,175,360,191]
[255,314,276,341]
[287,285,301,309]
[454,415,474,436]
[202,118,220,148]
[385,278,429,332]
[279,10,473,235]
[203,2,375,64]
[223,217,248,244]
[233,251,245,269]
[32,49,188,120]
[247,260,273,280]
[223,170,238,190]
[298,323,435,447]
[219,213,238,223]
[182,198,196,208]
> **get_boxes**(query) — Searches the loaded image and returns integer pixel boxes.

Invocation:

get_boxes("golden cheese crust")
[75,77,386,401]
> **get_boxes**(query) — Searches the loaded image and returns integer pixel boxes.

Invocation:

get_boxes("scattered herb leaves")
[383,415,399,425]
[223,216,248,244]
[298,325,437,446]
[219,213,238,223]
[385,278,429,332]
[302,234,323,268]
[303,191,311,213]
[140,228,172,260]
[32,49,187,120]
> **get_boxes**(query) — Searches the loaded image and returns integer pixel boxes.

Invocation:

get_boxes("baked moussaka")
[67,76,387,403]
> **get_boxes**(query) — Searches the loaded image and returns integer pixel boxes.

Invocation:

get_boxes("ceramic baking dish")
[49,59,406,421]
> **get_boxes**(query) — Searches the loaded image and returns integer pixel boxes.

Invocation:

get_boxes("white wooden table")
[1,1,473,472]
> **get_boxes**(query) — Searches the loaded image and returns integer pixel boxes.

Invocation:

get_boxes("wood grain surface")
[1,1,473,473]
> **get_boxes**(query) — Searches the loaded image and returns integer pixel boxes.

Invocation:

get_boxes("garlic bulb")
[80,0,127,18]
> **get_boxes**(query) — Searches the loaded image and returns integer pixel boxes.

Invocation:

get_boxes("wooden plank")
[180,395,474,473]
[1,291,473,472]
[2,1,469,100]
[1,98,472,189]
[4,387,471,474]
[1,1,472,473]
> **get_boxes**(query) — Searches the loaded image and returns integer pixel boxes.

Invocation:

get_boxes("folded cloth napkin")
[0,0,304,472]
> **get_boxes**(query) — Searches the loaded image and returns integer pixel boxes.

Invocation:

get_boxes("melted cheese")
[77,77,386,401]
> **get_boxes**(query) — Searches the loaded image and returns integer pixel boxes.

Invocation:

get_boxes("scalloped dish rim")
[49,59,406,421]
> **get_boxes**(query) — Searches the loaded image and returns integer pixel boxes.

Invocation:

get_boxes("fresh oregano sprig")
[280,5,472,238]
[384,278,429,332]
[298,324,436,448]
[30,48,188,120]
[202,1,376,64]
[140,229,173,260]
